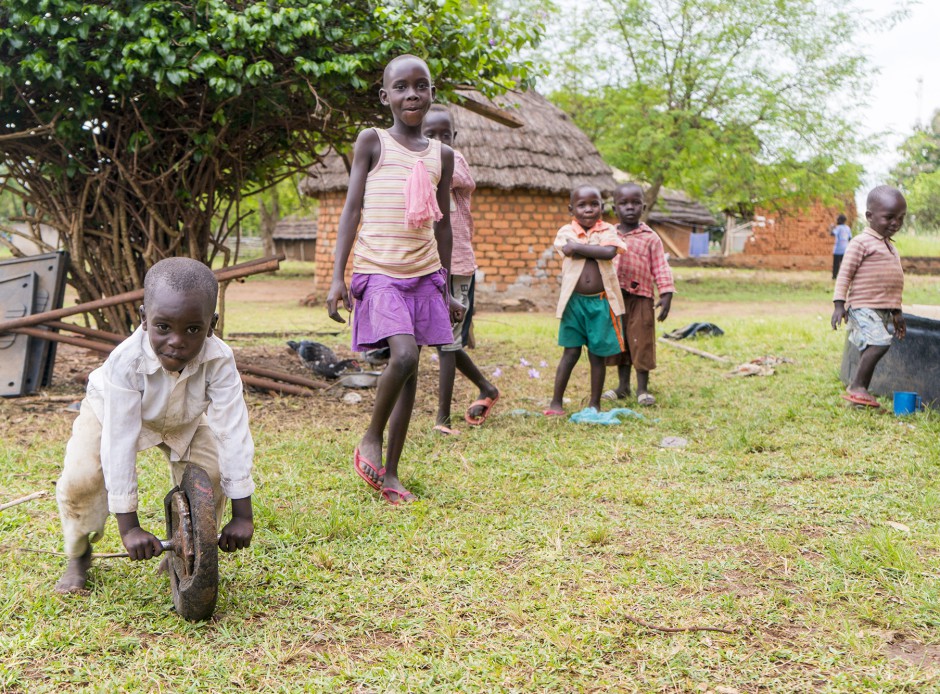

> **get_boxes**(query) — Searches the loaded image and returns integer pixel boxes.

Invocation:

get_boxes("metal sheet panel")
[0,272,37,397]
[0,251,69,390]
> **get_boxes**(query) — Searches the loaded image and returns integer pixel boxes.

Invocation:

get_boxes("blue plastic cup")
[893,391,922,416]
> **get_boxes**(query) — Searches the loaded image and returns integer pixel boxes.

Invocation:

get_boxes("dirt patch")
[884,634,940,669]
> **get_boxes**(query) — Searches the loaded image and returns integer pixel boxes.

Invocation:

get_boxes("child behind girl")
[422,104,499,435]
[326,55,459,504]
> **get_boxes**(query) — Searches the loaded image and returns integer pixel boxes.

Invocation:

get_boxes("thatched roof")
[647,188,716,229]
[610,169,716,229]
[300,90,617,196]
[272,216,318,240]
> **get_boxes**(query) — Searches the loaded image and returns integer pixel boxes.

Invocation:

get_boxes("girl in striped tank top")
[326,54,459,505]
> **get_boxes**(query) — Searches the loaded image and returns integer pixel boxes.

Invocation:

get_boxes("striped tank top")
[352,128,443,278]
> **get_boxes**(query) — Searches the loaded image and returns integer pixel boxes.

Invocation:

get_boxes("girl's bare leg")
[384,357,419,494]
[357,334,419,486]
[436,349,457,427]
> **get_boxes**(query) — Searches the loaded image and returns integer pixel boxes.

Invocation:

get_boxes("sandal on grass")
[464,392,499,426]
[353,447,385,491]
[381,487,417,506]
[841,392,880,408]
[637,393,656,406]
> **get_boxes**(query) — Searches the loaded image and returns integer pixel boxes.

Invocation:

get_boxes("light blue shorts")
[847,307,894,351]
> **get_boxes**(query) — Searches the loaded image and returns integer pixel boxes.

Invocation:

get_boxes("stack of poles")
[0,255,327,397]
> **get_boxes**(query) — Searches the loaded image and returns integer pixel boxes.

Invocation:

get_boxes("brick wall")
[744,199,857,256]
[312,191,346,294]
[312,187,574,299]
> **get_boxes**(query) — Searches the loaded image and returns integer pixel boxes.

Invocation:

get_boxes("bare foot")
[54,548,92,594]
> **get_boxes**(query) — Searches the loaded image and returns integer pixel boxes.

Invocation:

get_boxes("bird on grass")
[286,340,362,380]
[362,346,390,367]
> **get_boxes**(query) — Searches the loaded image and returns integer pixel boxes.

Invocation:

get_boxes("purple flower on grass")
[520,358,530,366]
[493,367,503,377]
[528,368,540,379]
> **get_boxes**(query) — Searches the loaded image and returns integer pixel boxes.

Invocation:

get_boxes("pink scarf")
[403,160,443,229]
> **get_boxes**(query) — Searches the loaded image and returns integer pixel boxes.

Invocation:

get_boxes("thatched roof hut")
[271,215,318,262]
[300,90,617,196]
[647,188,716,229]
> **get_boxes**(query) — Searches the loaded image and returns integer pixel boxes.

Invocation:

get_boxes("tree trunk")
[259,192,279,259]
[642,176,664,222]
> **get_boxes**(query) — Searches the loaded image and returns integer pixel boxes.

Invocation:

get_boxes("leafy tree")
[239,171,317,257]
[543,0,875,217]
[0,0,539,330]
[891,110,940,229]
[906,171,940,230]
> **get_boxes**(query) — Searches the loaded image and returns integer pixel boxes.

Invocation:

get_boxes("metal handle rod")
[91,535,219,560]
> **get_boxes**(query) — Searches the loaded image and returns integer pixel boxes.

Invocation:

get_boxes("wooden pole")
[0,491,47,511]
[239,374,315,397]
[10,324,325,395]
[657,337,731,363]
[0,255,284,334]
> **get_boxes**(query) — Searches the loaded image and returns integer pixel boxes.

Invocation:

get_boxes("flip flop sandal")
[353,447,385,491]
[381,487,417,505]
[840,393,881,408]
[465,392,500,426]
[637,393,656,406]
[543,409,565,416]
[433,424,461,436]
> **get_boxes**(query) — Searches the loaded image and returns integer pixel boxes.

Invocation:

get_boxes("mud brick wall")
[312,188,575,299]
[312,191,347,294]
[744,199,857,256]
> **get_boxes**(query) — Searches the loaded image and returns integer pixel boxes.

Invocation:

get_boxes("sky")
[853,1,940,193]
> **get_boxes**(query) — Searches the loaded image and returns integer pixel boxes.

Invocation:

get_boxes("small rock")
[659,436,688,448]
[342,392,362,405]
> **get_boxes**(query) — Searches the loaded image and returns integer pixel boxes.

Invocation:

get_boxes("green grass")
[893,227,940,258]
[3,271,940,690]
[671,266,940,307]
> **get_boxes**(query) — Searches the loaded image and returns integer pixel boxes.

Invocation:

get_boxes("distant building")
[272,216,317,262]
[301,90,620,300]
[300,90,717,301]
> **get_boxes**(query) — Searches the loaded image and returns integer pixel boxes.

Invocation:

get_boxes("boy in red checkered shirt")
[606,183,675,406]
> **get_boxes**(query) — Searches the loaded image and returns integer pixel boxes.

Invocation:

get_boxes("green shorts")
[558,292,624,357]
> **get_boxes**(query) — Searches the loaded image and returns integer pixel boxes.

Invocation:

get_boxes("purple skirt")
[350,270,453,352]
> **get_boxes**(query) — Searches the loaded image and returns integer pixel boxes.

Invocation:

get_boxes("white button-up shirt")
[85,327,255,513]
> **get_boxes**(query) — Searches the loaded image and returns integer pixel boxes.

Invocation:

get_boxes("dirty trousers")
[56,401,225,559]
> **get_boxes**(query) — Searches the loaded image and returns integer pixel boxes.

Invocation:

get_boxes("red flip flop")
[353,448,385,490]
[841,393,881,408]
[464,392,500,426]
[381,487,417,505]
[543,409,565,416]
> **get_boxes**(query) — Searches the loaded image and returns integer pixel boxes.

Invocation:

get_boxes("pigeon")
[286,340,362,380]
[362,346,390,367]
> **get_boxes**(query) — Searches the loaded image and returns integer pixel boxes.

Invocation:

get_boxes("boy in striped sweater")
[831,185,907,407]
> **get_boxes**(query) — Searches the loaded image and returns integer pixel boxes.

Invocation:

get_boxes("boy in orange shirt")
[546,185,626,415]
